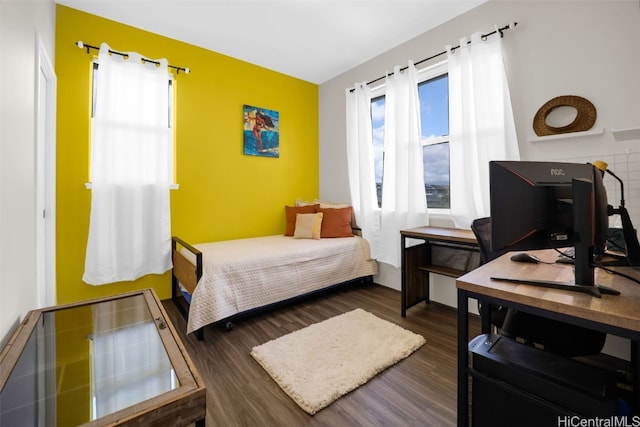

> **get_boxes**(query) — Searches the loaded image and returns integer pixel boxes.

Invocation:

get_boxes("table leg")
[457,289,469,427]
[479,299,491,334]
[401,234,407,317]
[633,339,640,414]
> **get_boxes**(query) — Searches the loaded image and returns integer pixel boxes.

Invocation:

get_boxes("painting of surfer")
[243,105,279,157]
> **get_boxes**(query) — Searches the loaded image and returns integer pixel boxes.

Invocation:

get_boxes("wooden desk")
[401,226,478,317]
[456,250,640,426]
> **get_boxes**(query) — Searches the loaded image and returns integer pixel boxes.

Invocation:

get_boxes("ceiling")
[56,0,487,84]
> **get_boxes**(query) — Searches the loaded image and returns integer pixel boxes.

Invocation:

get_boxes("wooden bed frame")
[171,236,374,341]
[171,236,203,337]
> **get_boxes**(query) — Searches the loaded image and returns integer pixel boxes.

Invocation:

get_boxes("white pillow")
[296,199,357,229]
[295,198,350,209]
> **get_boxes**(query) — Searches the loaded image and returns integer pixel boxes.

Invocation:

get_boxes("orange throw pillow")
[285,204,319,236]
[318,207,354,238]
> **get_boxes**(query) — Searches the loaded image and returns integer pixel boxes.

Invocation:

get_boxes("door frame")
[35,34,56,308]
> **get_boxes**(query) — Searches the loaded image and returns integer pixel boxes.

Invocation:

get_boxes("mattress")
[184,235,378,334]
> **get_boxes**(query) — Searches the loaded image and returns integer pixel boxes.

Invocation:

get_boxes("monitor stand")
[489,277,620,298]
[598,253,637,267]
[491,179,622,298]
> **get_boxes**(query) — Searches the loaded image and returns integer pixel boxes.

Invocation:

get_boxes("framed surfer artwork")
[243,105,279,158]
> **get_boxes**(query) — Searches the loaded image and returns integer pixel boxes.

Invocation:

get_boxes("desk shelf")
[418,264,468,278]
[401,226,479,317]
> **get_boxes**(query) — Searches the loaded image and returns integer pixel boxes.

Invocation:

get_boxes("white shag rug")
[250,308,426,415]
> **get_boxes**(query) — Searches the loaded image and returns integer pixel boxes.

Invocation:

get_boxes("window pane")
[92,62,99,118]
[371,95,385,207]
[371,72,450,210]
[91,61,176,183]
[168,79,173,128]
[423,142,450,208]
[419,75,449,138]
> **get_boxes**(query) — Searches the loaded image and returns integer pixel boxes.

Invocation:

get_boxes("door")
[36,35,56,308]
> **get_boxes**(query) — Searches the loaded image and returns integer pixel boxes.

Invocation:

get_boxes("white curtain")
[379,62,428,267]
[346,83,382,258]
[83,43,173,285]
[447,29,520,229]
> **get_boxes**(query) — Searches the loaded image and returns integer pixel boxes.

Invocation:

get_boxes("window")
[370,62,450,209]
[419,72,450,209]
[371,95,385,207]
[84,50,175,285]
[90,60,175,184]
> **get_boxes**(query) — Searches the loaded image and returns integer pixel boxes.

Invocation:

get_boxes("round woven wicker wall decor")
[533,95,597,136]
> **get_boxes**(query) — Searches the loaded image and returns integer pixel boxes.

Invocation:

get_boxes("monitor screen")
[489,160,610,291]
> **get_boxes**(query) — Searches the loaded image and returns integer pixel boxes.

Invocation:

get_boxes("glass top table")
[0,289,205,426]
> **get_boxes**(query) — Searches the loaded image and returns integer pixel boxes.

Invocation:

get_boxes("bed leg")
[225,321,234,331]
[196,328,204,341]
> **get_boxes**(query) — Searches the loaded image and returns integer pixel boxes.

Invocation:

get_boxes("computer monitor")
[489,160,619,297]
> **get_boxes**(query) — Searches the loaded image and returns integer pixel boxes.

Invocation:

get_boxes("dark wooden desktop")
[456,249,640,426]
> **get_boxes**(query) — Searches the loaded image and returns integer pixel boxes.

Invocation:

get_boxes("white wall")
[0,0,56,348]
[319,0,640,306]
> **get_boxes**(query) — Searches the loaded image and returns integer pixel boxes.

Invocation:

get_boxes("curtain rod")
[75,41,191,74]
[350,22,517,92]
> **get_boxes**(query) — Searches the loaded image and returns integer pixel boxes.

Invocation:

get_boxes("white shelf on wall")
[612,127,640,142]
[527,127,605,143]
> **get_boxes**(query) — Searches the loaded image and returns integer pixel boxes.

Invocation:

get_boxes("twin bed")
[171,204,378,339]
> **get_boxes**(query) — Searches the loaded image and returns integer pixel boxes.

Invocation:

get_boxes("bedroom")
[1,0,640,424]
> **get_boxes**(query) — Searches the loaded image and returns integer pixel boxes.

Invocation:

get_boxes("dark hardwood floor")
[162,282,481,426]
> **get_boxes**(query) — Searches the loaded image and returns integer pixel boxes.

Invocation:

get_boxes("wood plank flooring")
[162,282,480,426]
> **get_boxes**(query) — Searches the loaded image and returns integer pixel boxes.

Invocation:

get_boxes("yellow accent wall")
[55,5,319,304]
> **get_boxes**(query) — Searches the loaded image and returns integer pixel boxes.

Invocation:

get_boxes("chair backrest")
[471,217,606,357]
[471,217,508,264]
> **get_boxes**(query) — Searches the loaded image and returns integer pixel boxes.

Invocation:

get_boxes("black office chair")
[471,217,510,330]
[471,217,507,265]
[471,217,606,357]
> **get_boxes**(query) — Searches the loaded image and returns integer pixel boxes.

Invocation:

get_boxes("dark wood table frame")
[456,250,640,426]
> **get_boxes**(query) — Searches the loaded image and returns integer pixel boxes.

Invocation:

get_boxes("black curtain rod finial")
[76,40,92,54]
[171,65,190,74]
[500,22,518,37]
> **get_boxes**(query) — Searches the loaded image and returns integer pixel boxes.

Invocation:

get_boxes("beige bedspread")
[185,235,378,334]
